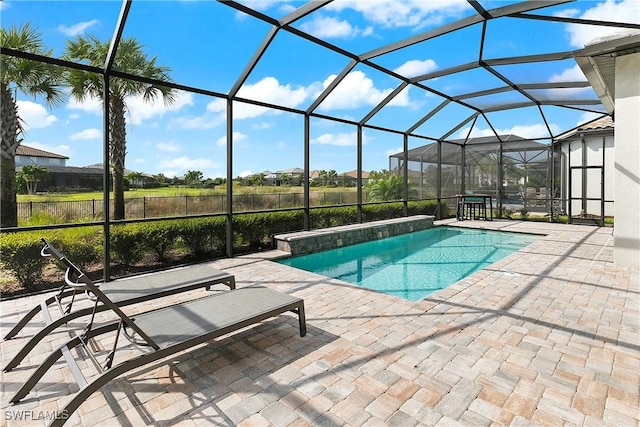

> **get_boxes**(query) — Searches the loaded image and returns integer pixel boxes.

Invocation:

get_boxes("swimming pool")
[278,226,538,301]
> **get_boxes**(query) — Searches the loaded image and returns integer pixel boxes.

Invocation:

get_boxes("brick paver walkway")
[1,220,638,426]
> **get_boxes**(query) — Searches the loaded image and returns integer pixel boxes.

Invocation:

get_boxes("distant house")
[308,170,370,186]
[245,168,369,186]
[15,145,68,167]
[15,145,102,191]
[339,170,370,186]
[245,167,305,186]
[14,145,161,192]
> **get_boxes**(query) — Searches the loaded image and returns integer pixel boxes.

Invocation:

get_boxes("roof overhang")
[574,32,640,115]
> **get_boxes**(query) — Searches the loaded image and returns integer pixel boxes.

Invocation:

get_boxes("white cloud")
[388,86,415,108]
[233,102,277,120]
[301,16,354,38]
[238,170,253,178]
[319,71,413,110]
[17,101,57,130]
[577,111,604,127]
[156,141,181,152]
[549,64,587,82]
[67,94,102,114]
[57,20,98,36]
[311,131,358,146]
[237,77,316,111]
[206,99,226,114]
[326,0,469,29]
[204,77,319,122]
[70,128,101,140]
[252,121,274,130]
[277,141,286,149]
[546,65,591,98]
[237,0,291,12]
[158,156,218,170]
[386,146,403,156]
[162,170,178,178]
[554,8,580,19]
[300,15,373,39]
[394,59,438,78]
[204,72,414,121]
[127,91,193,125]
[68,91,193,126]
[565,0,640,48]
[216,132,248,147]
[172,113,225,130]
[456,123,560,139]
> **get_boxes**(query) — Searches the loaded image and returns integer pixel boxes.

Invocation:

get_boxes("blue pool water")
[278,226,538,301]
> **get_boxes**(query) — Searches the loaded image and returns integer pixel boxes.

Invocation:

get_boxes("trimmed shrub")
[362,203,404,222]
[110,224,147,267]
[309,207,357,228]
[177,216,226,257]
[0,232,49,290]
[139,220,179,262]
[407,200,443,217]
[234,213,267,247]
[49,228,102,270]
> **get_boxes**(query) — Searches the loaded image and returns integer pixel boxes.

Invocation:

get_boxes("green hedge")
[1,202,442,292]
[177,216,226,257]
[0,232,50,290]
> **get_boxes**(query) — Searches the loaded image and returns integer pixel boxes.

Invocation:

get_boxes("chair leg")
[4,289,79,341]
[10,335,84,404]
[297,303,306,337]
[9,322,119,404]
[49,349,163,427]
[4,307,94,372]
[3,304,45,341]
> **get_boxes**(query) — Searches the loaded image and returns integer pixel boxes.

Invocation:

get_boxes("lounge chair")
[8,242,306,427]
[3,238,236,372]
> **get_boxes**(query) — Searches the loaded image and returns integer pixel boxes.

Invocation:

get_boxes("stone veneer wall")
[274,215,435,256]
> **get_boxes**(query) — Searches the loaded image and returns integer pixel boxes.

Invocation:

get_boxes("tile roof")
[16,145,68,160]
[577,116,614,131]
[556,116,614,141]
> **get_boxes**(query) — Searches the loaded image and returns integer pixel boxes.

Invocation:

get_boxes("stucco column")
[614,51,640,269]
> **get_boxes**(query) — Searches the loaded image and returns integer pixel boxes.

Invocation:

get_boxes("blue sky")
[2,0,639,179]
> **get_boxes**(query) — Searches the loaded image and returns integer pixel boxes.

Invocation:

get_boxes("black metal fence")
[18,192,364,222]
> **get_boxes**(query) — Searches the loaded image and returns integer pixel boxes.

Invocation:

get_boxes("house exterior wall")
[614,51,640,269]
[15,155,66,167]
[560,133,614,217]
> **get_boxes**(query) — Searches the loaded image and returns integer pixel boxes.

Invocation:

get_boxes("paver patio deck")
[1,220,638,426]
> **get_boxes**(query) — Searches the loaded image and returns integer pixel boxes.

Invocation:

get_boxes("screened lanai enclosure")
[2,0,639,277]
[389,134,556,215]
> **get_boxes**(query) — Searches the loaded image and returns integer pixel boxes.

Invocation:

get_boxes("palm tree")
[327,169,337,186]
[184,170,203,187]
[365,173,417,202]
[125,171,144,190]
[250,173,265,187]
[318,170,328,186]
[64,35,175,220]
[279,173,292,186]
[18,164,49,194]
[1,23,65,227]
